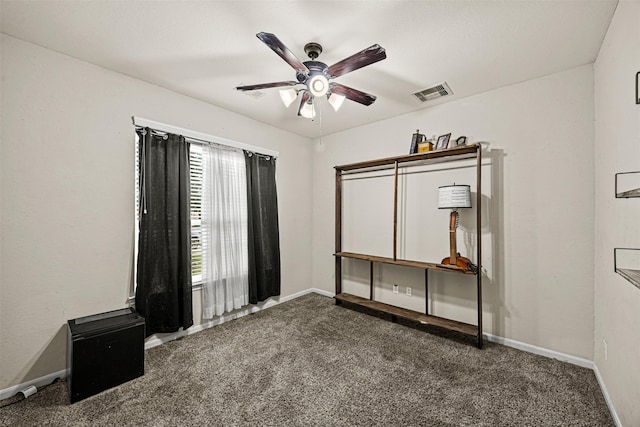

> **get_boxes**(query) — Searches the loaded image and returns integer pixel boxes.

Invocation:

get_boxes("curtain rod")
[132,116,279,158]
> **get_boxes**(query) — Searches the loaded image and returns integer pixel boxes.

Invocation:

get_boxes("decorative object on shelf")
[409,129,425,154]
[614,248,640,290]
[615,171,640,198]
[636,71,639,104]
[435,133,451,150]
[438,184,478,273]
[454,136,467,147]
[235,32,386,119]
[417,141,434,153]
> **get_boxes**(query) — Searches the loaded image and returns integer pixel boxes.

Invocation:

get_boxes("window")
[134,135,206,287]
[190,145,203,284]
[132,118,278,304]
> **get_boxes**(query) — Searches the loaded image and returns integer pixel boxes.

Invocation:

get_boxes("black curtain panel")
[244,152,281,304]
[136,128,193,336]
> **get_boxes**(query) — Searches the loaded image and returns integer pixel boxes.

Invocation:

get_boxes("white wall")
[313,65,595,359]
[0,35,313,390]
[594,1,640,425]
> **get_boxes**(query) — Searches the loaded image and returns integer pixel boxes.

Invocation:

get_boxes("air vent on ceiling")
[412,82,453,103]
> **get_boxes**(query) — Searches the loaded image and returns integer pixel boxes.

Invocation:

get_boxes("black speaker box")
[67,307,145,403]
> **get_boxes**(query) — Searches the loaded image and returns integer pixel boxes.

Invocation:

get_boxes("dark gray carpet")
[0,293,613,426]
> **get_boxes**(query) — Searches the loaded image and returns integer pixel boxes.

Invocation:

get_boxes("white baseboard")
[483,333,594,368]
[0,369,67,401]
[592,363,623,427]
[0,287,620,427]
[307,288,335,298]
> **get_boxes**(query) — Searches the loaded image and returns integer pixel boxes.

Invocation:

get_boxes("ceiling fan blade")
[236,81,298,91]
[257,32,309,74]
[327,44,386,78]
[297,91,311,116]
[330,83,377,106]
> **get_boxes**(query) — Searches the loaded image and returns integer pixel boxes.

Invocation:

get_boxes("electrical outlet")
[406,287,412,296]
[393,284,399,294]
[603,340,608,361]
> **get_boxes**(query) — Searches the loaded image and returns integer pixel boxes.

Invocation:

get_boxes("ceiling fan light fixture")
[308,74,329,97]
[237,33,387,118]
[328,93,346,112]
[279,88,298,108]
[300,99,316,119]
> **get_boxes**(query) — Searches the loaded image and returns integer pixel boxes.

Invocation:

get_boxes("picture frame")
[409,130,424,154]
[436,133,451,150]
[454,136,467,147]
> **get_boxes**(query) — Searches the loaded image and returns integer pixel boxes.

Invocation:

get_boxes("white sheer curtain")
[201,144,249,319]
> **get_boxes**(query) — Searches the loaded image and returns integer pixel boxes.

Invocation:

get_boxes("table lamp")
[438,184,476,272]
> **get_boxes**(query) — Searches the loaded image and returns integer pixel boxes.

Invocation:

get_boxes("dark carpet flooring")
[0,293,613,426]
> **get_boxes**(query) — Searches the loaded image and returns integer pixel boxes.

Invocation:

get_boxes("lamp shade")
[328,93,346,112]
[279,88,298,108]
[438,184,471,209]
[300,100,316,119]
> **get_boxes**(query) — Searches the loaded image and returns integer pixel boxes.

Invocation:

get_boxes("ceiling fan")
[236,32,386,119]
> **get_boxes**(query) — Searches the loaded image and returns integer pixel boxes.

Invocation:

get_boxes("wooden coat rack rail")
[334,144,483,348]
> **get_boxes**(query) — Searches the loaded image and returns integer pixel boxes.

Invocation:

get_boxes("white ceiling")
[1,0,617,139]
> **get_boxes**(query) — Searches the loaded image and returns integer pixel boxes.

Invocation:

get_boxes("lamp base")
[441,254,478,273]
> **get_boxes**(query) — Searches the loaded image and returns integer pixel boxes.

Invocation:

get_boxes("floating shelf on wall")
[614,248,640,290]
[615,171,640,198]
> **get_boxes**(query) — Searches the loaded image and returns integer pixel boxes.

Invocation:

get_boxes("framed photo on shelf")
[436,133,451,150]
[409,130,424,154]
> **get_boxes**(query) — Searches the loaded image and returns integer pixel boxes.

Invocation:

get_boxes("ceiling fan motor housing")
[296,60,328,83]
[302,61,330,96]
